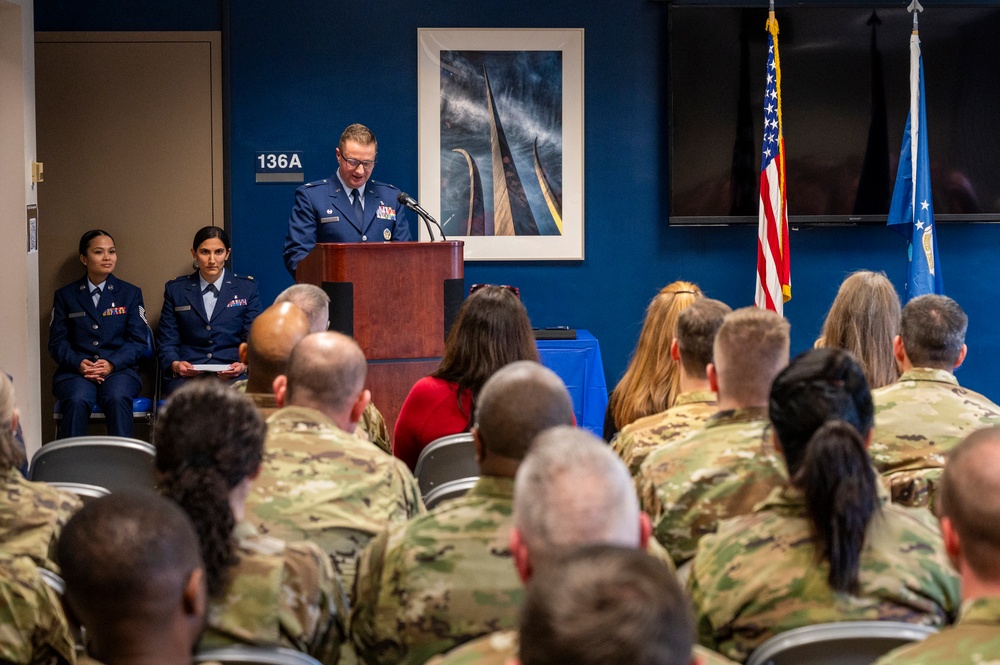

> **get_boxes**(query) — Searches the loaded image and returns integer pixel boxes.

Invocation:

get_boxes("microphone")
[397,192,447,241]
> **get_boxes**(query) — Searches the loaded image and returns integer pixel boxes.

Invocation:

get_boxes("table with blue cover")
[536,330,608,437]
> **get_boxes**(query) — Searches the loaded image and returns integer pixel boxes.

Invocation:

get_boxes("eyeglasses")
[469,283,521,299]
[341,156,376,171]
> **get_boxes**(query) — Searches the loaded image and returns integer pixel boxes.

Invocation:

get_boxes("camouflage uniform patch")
[0,553,75,665]
[201,521,347,663]
[350,476,522,665]
[873,596,1000,665]
[613,390,717,476]
[0,467,82,574]
[245,406,424,592]
[688,484,961,662]
[359,404,391,456]
[238,381,391,455]
[637,407,786,566]
[871,368,1000,508]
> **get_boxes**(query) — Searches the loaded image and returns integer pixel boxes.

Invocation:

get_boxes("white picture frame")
[417,28,585,260]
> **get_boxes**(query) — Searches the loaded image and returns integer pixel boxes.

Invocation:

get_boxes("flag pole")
[908,0,923,33]
[755,0,791,312]
[888,0,942,299]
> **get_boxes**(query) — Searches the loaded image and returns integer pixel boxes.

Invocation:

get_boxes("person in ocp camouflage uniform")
[0,553,75,665]
[235,301,311,417]
[245,332,423,592]
[637,307,790,566]
[0,372,81,575]
[519,546,698,665]
[156,380,345,662]
[689,349,960,663]
[613,298,730,476]
[58,491,208,665]
[427,427,735,665]
[870,294,1000,508]
[875,426,1000,665]
[271,284,392,453]
[350,362,576,665]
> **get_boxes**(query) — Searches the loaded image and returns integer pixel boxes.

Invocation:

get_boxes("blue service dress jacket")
[48,274,149,387]
[157,271,262,374]
[282,176,412,274]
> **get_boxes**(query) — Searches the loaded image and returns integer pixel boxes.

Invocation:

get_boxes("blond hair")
[715,307,790,406]
[608,282,702,432]
[0,373,23,470]
[338,123,377,151]
[818,271,901,389]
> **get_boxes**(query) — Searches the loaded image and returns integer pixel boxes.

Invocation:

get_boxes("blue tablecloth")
[537,330,608,437]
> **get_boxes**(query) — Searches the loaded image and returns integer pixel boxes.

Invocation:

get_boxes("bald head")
[474,361,575,462]
[244,302,310,392]
[275,284,330,334]
[285,332,367,421]
[58,491,205,641]
[514,426,643,568]
[940,427,1000,580]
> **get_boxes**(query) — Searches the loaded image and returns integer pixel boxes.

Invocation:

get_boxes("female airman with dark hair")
[688,348,960,662]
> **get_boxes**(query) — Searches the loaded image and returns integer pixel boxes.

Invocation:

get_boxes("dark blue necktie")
[351,188,364,224]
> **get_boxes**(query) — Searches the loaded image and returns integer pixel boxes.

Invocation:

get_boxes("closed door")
[35,31,224,443]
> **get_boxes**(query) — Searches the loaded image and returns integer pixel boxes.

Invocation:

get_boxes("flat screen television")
[668,4,1000,225]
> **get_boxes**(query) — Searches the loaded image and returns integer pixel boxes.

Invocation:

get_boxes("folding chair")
[414,432,478,499]
[745,621,938,665]
[194,646,322,665]
[29,437,156,493]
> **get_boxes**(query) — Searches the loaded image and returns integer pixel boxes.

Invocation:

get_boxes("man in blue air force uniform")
[283,123,411,276]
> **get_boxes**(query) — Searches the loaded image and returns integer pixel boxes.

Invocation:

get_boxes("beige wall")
[0,0,42,454]
[34,32,224,443]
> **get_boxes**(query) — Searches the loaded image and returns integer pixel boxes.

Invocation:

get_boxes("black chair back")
[29,437,156,493]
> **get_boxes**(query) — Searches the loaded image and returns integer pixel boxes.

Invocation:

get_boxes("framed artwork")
[417,28,584,260]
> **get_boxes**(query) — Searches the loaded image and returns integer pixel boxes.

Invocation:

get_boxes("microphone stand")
[397,193,447,241]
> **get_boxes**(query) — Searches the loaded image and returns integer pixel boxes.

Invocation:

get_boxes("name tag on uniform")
[102,307,127,316]
[227,299,247,308]
[321,216,339,223]
[175,305,192,312]
[376,206,396,221]
[68,311,86,319]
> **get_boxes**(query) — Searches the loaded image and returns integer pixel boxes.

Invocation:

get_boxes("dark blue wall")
[35,0,1000,400]
[34,0,220,30]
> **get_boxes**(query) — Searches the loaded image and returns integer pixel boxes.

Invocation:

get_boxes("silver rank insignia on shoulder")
[383,228,391,240]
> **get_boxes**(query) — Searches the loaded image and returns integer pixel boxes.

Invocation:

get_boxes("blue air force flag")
[887,32,943,300]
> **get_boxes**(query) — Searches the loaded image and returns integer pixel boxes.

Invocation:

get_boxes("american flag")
[755,14,791,315]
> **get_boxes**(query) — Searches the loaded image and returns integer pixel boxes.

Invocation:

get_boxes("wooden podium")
[296,241,465,434]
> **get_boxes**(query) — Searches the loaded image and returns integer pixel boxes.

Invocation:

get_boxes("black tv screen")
[668,4,1000,225]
